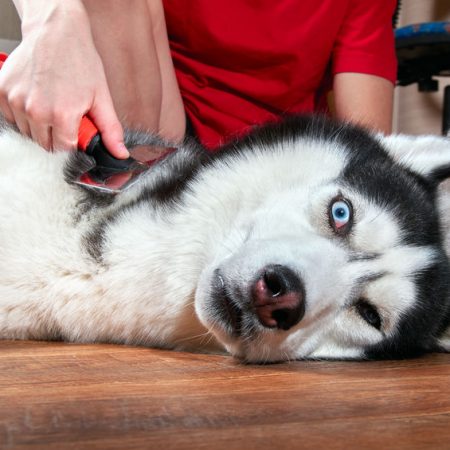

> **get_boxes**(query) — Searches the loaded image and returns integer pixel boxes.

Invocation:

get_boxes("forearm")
[81,0,185,141]
[333,73,394,134]
[81,0,163,132]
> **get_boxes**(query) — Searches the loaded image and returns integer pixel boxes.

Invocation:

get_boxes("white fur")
[379,134,450,179]
[0,126,448,362]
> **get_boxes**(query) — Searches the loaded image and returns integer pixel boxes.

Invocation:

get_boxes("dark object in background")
[395,21,450,135]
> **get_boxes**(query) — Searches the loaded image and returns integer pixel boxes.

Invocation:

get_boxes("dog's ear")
[380,134,450,185]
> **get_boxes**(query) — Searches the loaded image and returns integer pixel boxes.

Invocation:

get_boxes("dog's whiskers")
[173,329,213,346]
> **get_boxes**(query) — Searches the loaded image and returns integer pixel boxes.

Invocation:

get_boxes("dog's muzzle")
[215,264,305,334]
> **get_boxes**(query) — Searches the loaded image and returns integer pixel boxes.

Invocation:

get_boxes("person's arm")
[330,0,397,134]
[0,0,128,157]
[333,72,394,134]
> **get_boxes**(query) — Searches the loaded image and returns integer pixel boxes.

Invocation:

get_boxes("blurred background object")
[394,0,450,135]
[0,0,20,52]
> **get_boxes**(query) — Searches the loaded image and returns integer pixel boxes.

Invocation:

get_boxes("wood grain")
[0,341,449,449]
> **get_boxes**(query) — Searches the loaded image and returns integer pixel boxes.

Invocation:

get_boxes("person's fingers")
[50,112,80,151]
[22,100,54,149]
[10,109,31,138]
[89,89,129,159]
[0,98,15,125]
[5,89,31,137]
[0,72,15,124]
[29,122,52,150]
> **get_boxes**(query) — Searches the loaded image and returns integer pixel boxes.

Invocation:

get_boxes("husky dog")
[0,115,449,362]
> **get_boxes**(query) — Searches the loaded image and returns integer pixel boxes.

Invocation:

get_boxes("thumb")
[89,93,129,159]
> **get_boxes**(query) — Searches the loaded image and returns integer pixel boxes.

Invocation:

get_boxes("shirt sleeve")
[332,0,397,84]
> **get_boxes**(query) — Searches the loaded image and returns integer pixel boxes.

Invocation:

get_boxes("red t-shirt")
[163,0,397,149]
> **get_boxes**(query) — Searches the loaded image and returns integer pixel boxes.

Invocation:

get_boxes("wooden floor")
[1,341,449,449]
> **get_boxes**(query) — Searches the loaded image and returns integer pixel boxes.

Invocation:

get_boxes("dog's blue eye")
[329,197,353,234]
[332,201,350,223]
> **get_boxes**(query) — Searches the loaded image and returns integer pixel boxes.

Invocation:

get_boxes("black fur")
[65,132,208,261]
[365,257,450,359]
[122,138,208,208]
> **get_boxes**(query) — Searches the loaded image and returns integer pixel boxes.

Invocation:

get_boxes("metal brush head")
[75,129,177,194]
[74,160,151,194]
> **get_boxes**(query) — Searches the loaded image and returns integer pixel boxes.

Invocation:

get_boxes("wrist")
[14,0,88,37]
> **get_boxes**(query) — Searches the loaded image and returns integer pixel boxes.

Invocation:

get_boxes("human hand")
[0,0,129,158]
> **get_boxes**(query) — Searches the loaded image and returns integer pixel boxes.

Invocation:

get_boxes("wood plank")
[1,341,449,449]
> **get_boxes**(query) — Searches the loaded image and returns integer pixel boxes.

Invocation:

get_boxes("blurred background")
[394,0,450,135]
[0,0,20,53]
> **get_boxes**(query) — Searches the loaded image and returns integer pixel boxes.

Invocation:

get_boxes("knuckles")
[7,90,27,111]
[24,100,51,123]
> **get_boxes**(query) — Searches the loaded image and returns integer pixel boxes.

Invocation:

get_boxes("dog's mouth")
[213,270,243,336]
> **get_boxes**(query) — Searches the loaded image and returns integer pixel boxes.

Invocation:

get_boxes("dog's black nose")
[251,265,305,330]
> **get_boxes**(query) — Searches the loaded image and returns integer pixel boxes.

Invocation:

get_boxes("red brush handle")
[0,53,7,69]
[0,52,99,151]
[77,116,99,152]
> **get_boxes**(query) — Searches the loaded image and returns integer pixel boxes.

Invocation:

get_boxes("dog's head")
[194,116,450,362]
